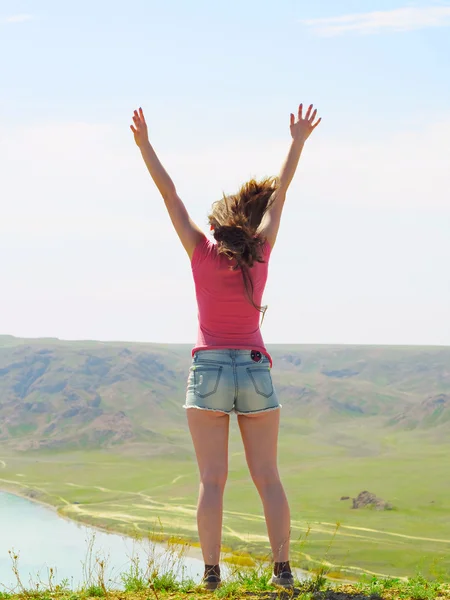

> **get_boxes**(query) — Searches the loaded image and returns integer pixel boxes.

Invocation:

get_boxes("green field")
[2,422,450,581]
[1,337,450,581]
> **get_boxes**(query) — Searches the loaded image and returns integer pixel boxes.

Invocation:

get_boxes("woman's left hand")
[290,103,321,143]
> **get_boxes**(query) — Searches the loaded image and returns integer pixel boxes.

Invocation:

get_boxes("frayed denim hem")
[183,404,232,415]
[235,404,282,416]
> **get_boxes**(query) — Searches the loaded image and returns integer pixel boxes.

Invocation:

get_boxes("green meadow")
[2,422,450,581]
[1,338,450,581]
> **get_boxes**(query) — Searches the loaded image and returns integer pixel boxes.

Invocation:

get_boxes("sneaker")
[271,571,294,588]
[203,573,221,591]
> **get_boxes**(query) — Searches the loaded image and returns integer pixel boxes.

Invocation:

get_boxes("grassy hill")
[0,336,189,451]
[1,335,450,450]
[1,335,450,581]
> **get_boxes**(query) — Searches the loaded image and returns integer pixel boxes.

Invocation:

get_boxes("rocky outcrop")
[351,490,393,511]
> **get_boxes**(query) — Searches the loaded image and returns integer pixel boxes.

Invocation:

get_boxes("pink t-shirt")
[191,236,272,365]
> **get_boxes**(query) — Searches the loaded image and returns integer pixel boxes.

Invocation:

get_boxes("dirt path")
[318,520,450,544]
[62,481,450,546]
[298,550,408,582]
[171,474,188,484]
[5,473,450,579]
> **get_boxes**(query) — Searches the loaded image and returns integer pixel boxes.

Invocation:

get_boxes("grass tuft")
[84,585,105,597]
[2,532,450,600]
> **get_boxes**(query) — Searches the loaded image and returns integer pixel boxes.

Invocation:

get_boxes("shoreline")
[0,483,206,564]
[0,484,317,583]
[1,484,365,585]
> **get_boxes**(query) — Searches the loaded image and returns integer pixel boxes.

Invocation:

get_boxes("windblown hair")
[208,177,279,318]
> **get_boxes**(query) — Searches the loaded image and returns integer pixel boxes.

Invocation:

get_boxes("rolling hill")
[1,335,450,451]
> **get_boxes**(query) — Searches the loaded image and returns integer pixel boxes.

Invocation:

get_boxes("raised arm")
[258,103,321,248]
[130,108,205,259]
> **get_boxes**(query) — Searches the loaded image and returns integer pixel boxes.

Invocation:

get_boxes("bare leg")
[187,409,230,565]
[238,409,291,562]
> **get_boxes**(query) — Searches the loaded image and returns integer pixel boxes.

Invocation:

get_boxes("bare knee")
[250,465,280,490]
[200,467,228,491]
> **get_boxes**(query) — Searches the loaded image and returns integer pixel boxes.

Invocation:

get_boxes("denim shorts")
[184,349,281,415]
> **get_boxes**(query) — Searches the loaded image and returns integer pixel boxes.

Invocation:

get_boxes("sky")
[1,0,449,347]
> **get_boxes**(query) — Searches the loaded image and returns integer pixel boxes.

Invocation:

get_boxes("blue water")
[0,492,205,592]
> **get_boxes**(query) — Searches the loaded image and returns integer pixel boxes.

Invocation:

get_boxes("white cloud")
[0,213,169,244]
[1,116,449,251]
[0,118,448,345]
[3,14,34,23]
[164,119,450,210]
[298,118,450,209]
[302,5,450,36]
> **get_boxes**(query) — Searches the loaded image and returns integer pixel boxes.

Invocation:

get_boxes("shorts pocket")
[246,367,274,398]
[193,366,223,398]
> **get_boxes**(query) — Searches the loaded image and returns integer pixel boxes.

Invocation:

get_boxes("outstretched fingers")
[304,104,313,120]
[294,102,321,129]
[132,108,145,131]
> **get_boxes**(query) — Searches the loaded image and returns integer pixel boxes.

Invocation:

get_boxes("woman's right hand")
[130,107,149,148]
[290,103,321,143]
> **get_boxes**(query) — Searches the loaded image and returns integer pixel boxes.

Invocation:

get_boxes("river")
[0,491,205,591]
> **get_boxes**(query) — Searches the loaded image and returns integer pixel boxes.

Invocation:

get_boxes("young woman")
[130,104,321,590]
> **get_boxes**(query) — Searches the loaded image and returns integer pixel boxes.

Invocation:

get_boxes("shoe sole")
[204,580,221,591]
[271,576,294,588]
